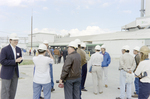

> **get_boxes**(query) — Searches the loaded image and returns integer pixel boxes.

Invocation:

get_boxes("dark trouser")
[134,77,139,95]
[64,78,81,99]
[50,64,54,89]
[138,81,150,99]
[63,56,66,63]
[81,63,87,89]
[1,71,18,99]
[58,56,61,63]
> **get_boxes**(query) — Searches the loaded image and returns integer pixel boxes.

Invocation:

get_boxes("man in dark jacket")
[59,41,81,99]
[63,47,68,62]
[0,33,23,99]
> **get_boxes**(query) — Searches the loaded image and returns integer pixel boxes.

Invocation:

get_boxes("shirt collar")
[10,44,16,49]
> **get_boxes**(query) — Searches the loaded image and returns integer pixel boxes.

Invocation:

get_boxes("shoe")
[51,88,55,92]
[132,94,138,98]
[40,96,44,99]
[99,92,103,94]
[93,92,97,95]
[116,97,121,99]
[81,89,87,91]
[105,84,108,88]
[118,87,120,89]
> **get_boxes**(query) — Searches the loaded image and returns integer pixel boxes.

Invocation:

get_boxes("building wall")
[93,40,145,58]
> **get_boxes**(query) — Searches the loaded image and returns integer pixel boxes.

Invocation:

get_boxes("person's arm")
[47,49,54,60]
[135,62,143,76]
[0,48,16,66]
[107,53,111,65]
[131,58,136,72]
[119,55,125,71]
[60,56,72,81]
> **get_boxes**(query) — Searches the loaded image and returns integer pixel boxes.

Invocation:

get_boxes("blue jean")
[134,77,139,95]
[33,82,51,99]
[64,78,81,99]
[139,81,150,99]
[50,64,54,89]
[81,63,87,89]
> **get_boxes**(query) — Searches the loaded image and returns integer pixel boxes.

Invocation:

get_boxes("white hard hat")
[68,41,78,48]
[101,45,106,49]
[43,40,49,44]
[9,33,19,40]
[55,47,57,48]
[122,45,130,50]
[95,45,101,50]
[81,43,86,47]
[74,39,81,45]
[38,44,47,50]
[133,46,140,51]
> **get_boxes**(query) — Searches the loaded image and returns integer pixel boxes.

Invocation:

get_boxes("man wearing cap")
[53,47,60,64]
[0,33,23,99]
[89,45,103,95]
[100,45,111,88]
[116,45,136,99]
[132,46,140,98]
[43,40,55,92]
[81,43,90,91]
[59,41,81,99]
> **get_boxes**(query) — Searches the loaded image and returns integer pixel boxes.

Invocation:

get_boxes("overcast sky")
[0,0,141,37]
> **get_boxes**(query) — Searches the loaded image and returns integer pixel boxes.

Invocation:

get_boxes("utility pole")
[31,9,33,50]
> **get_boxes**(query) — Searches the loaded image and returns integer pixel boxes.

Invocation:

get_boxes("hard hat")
[38,44,47,50]
[55,47,57,48]
[74,39,81,45]
[81,43,86,47]
[9,33,19,40]
[122,45,130,50]
[140,46,150,55]
[133,46,140,51]
[95,45,101,50]
[68,41,78,48]
[43,40,49,44]
[101,45,106,49]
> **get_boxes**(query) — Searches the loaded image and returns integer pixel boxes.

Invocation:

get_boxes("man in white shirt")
[89,45,103,95]
[116,45,136,99]
[33,44,54,99]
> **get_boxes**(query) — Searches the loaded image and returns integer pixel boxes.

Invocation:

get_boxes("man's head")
[81,43,86,50]
[37,44,47,55]
[64,47,66,50]
[133,46,140,55]
[43,40,49,47]
[68,41,77,54]
[9,33,19,47]
[140,46,150,61]
[95,45,101,52]
[122,45,130,54]
[101,45,106,52]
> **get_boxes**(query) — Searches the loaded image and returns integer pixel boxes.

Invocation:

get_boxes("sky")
[0,0,141,37]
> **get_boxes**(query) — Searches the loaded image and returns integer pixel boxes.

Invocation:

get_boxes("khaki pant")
[92,66,103,93]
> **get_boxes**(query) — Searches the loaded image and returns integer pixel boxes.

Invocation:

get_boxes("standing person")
[132,46,140,98]
[135,46,150,99]
[53,47,60,64]
[100,45,111,88]
[29,49,31,56]
[33,49,36,56]
[63,47,68,62]
[59,41,81,99]
[89,45,103,95]
[0,33,23,99]
[116,45,136,99]
[43,40,55,92]
[80,43,89,91]
[33,44,54,99]
[58,47,62,63]
[74,39,86,99]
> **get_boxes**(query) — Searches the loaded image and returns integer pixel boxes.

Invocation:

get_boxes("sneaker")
[132,94,138,98]
[105,84,108,88]
[51,88,55,92]
[99,92,103,94]
[93,92,97,95]
[116,97,121,99]
[40,96,44,99]
[81,89,87,91]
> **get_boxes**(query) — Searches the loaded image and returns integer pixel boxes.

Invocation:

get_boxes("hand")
[59,79,63,84]
[90,72,92,73]
[128,70,132,74]
[16,57,23,63]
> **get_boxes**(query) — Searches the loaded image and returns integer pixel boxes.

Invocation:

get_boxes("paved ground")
[0,56,143,99]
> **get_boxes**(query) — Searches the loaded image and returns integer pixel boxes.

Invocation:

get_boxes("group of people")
[0,33,150,99]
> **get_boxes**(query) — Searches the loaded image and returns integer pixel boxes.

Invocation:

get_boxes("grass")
[19,60,34,65]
